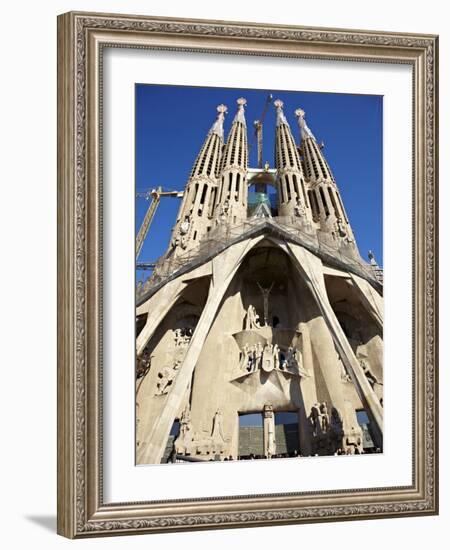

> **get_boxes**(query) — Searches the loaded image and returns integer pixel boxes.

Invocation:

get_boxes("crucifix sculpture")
[257,281,274,326]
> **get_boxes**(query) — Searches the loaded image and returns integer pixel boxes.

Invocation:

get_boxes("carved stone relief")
[174,407,230,459]
[358,357,383,404]
[136,349,152,380]
[244,304,261,330]
[172,215,191,250]
[308,401,345,455]
[155,359,181,396]
[154,324,195,397]
[237,341,308,379]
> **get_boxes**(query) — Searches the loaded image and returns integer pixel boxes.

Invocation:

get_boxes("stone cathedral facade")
[135,98,384,465]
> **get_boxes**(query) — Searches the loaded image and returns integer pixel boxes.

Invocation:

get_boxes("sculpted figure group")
[309,402,331,436]
[239,341,306,376]
[154,326,194,396]
[244,304,261,330]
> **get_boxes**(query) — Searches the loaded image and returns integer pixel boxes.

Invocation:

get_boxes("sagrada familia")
[135,97,383,464]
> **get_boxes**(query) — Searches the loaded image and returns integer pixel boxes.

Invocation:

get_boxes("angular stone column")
[136,278,187,356]
[136,261,213,356]
[286,242,383,447]
[349,272,383,330]
[138,236,264,464]
[263,404,276,458]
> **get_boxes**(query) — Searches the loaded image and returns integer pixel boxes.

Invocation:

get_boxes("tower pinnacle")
[234,97,247,125]
[209,104,228,139]
[274,99,289,126]
[171,104,226,255]
[274,99,311,221]
[296,107,357,249]
[295,108,316,140]
[213,98,249,226]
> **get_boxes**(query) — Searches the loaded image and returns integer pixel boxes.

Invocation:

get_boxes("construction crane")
[252,93,273,169]
[135,186,183,259]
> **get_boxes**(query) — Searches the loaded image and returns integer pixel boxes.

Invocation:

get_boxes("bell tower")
[170,104,227,255]
[213,98,249,226]
[274,99,312,222]
[136,95,383,465]
[295,108,356,247]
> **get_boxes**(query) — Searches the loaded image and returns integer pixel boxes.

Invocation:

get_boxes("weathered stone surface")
[136,103,383,464]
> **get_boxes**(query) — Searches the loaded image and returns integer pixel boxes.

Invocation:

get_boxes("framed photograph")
[57,11,439,538]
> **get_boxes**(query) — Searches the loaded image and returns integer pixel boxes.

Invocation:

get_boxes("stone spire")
[273,100,312,221]
[213,98,249,226]
[295,108,356,246]
[209,103,227,139]
[295,108,333,184]
[170,104,227,255]
[274,98,289,126]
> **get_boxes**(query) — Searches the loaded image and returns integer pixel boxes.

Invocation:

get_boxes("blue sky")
[135,84,382,280]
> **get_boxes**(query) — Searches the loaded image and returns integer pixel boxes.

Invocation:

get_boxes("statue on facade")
[359,358,380,388]
[345,426,362,454]
[264,404,276,458]
[239,343,251,371]
[330,406,343,434]
[180,216,190,235]
[254,342,263,371]
[320,402,330,431]
[286,346,295,369]
[273,344,280,370]
[174,404,194,454]
[335,217,347,238]
[338,353,352,382]
[256,281,274,326]
[262,343,275,372]
[294,198,306,218]
[359,358,383,404]
[310,403,323,437]
[171,215,191,250]
[155,358,181,396]
[295,347,309,377]
[211,409,226,443]
[136,350,152,379]
[245,304,261,330]
[174,326,193,347]
[179,405,192,440]
[219,199,230,223]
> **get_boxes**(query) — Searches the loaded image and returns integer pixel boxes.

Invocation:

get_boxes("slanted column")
[137,235,264,464]
[287,242,383,448]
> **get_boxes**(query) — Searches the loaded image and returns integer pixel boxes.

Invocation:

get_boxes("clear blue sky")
[135,84,382,280]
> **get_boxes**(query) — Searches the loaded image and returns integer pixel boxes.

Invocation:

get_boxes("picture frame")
[57,11,439,538]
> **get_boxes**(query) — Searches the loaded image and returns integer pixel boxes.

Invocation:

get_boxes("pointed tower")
[170,104,227,254]
[136,96,384,466]
[213,98,249,226]
[295,108,356,245]
[274,99,312,222]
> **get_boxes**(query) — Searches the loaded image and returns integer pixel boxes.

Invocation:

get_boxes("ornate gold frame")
[57,11,439,538]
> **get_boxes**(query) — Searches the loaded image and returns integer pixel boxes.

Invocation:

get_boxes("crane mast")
[135,186,183,260]
[253,93,273,169]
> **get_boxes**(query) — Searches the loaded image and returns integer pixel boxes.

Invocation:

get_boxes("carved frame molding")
[57,11,438,538]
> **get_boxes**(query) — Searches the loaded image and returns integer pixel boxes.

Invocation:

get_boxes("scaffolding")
[136,216,382,304]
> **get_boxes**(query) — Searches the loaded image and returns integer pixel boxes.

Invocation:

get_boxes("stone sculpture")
[155,359,181,396]
[244,304,261,330]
